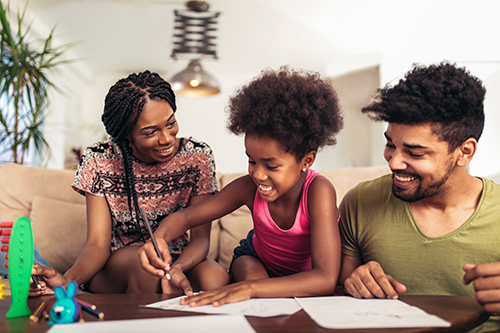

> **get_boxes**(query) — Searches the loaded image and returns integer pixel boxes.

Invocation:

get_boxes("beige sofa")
[0,162,389,274]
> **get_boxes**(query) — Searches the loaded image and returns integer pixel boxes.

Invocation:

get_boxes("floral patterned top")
[72,137,218,253]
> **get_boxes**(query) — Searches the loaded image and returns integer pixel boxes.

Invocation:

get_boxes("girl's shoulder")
[307,170,335,191]
[306,171,337,204]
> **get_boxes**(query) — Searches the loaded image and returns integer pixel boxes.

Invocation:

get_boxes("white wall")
[63,66,382,174]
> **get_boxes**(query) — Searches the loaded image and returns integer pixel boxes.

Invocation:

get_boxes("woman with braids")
[139,66,344,306]
[29,70,229,295]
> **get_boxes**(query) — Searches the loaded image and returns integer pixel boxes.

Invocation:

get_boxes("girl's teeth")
[260,185,272,191]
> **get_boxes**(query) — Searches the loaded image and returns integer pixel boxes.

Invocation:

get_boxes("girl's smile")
[245,133,309,204]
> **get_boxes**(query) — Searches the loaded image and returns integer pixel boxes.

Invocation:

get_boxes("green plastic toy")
[6,216,33,318]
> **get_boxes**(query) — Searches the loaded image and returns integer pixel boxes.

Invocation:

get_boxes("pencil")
[31,275,42,290]
[43,298,56,319]
[78,305,85,322]
[140,207,171,280]
[80,302,104,319]
[30,301,48,322]
[75,298,97,310]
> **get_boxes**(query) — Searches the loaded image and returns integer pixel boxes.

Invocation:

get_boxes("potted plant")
[0,1,72,165]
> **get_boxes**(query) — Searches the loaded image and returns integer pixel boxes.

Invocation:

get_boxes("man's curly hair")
[227,66,344,161]
[362,62,485,152]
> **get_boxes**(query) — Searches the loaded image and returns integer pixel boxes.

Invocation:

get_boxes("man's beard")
[392,161,455,203]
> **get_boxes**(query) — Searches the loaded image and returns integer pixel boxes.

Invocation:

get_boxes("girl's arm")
[30,193,113,295]
[180,176,341,306]
[139,175,256,276]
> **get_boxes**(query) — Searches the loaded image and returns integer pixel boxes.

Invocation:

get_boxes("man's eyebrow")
[403,143,428,149]
[384,132,428,149]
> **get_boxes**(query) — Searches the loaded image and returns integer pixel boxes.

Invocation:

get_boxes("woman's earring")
[303,168,306,172]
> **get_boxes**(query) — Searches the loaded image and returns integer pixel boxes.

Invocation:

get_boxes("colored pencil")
[78,305,85,322]
[79,302,104,319]
[30,302,48,322]
[75,298,97,310]
[43,298,56,319]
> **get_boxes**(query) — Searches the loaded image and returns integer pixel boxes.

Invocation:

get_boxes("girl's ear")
[54,285,66,300]
[301,151,317,170]
[66,281,77,299]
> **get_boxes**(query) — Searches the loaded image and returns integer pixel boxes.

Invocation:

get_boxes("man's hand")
[29,264,70,297]
[138,237,172,278]
[463,262,500,314]
[343,261,407,299]
[179,281,253,307]
[161,265,193,296]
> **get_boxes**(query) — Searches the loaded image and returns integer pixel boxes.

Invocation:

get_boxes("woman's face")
[127,99,179,164]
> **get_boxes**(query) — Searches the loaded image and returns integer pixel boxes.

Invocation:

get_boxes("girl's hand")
[138,237,172,278]
[179,281,253,307]
[161,265,194,296]
[29,264,70,297]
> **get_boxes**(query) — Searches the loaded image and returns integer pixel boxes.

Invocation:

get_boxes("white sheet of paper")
[47,314,256,333]
[295,296,451,329]
[144,296,301,317]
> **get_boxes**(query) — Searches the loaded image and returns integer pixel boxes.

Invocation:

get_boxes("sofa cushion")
[30,196,87,274]
[317,166,390,206]
[0,163,84,221]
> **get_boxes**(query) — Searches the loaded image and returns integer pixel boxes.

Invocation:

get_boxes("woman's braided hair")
[101,70,176,232]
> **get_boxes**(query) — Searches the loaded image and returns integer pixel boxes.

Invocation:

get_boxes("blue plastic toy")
[49,281,80,325]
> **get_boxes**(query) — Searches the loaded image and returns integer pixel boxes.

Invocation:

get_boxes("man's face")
[383,123,458,202]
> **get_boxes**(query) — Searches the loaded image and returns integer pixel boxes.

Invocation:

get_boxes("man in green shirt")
[339,62,500,325]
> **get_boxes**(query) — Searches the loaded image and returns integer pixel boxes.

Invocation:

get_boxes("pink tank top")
[252,169,321,277]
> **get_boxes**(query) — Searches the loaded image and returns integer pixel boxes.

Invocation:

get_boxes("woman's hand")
[138,236,172,278]
[179,281,253,307]
[29,264,71,297]
[161,265,194,296]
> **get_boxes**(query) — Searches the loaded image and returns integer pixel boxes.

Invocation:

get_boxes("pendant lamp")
[170,59,220,97]
[169,1,221,97]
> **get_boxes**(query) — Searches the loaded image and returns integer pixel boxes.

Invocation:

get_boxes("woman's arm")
[139,175,256,276]
[63,193,113,284]
[180,176,342,306]
[30,193,113,295]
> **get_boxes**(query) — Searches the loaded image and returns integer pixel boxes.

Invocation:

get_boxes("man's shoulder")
[342,174,393,208]
[481,177,500,199]
[351,173,393,195]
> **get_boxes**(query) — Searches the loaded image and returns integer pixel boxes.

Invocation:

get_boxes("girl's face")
[127,99,179,164]
[245,133,312,203]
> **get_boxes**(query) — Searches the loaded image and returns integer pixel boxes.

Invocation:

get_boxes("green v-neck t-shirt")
[340,174,500,297]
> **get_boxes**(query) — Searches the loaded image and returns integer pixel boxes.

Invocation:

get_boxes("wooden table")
[0,294,490,333]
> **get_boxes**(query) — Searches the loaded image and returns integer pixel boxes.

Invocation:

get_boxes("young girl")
[139,67,343,305]
[30,71,229,295]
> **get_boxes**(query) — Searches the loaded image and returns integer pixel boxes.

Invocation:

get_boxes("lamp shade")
[170,59,220,97]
